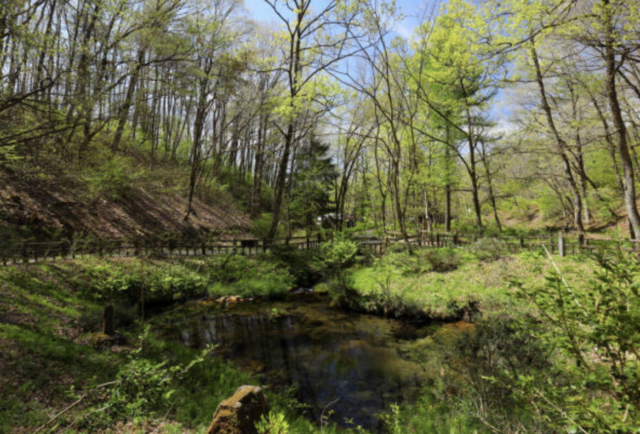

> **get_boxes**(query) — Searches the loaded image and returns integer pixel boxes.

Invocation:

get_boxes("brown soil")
[0,168,250,239]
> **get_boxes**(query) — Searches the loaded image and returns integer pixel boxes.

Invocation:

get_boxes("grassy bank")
[321,239,640,433]
[3,244,630,434]
[338,242,600,321]
[0,255,346,434]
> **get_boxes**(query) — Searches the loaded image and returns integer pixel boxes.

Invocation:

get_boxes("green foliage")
[443,316,555,433]
[288,137,337,230]
[349,249,597,320]
[86,328,213,427]
[382,403,402,434]
[256,411,290,434]
[252,213,279,239]
[421,248,466,272]
[70,256,295,303]
[467,238,510,261]
[79,261,208,302]
[206,254,296,298]
[84,153,145,201]
[320,234,358,271]
[372,247,467,277]
[320,233,358,294]
[511,254,640,432]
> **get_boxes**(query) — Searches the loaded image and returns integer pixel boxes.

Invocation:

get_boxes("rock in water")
[206,385,269,434]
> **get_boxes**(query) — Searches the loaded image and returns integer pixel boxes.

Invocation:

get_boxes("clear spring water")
[155,295,467,432]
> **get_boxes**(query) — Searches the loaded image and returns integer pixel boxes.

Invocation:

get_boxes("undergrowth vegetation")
[403,253,640,434]
[341,246,598,320]
[2,242,637,433]
[61,253,299,304]
[0,255,349,434]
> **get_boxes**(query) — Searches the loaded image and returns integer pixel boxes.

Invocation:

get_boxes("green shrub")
[84,153,144,201]
[320,234,358,270]
[467,238,509,261]
[511,254,640,433]
[388,242,411,254]
[320,233,358,293]
[420,248,465,272]
[79,262,208,302]
[391,394,485,434]
[206,254,295,298]
[257,412,290,434]
[69,328,213,431]
[442,316,555,433]
[251,213,280,240]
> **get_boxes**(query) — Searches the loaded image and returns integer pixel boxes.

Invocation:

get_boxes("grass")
[0,256,350,434]
[344,246,600,320]
[0,245,607,433]
[49,253,299,304]
[387,397,485,434]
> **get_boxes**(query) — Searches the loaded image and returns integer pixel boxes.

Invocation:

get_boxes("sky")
[241,0,513,134]
[242,0,425,39]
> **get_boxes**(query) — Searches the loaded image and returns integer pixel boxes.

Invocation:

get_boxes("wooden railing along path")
[0,234,325,266]
[357,230,640,257]
[1,230,636,266]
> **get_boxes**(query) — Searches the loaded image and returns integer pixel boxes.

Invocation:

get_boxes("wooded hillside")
[1,0,640,241]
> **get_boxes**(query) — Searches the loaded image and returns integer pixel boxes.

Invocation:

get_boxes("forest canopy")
[1,0,640,240]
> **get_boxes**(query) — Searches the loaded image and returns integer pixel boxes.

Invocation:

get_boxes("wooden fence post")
[558,231,565,257]
[103,305,115,336]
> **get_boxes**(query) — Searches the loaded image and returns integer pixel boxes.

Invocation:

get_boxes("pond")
[155,294,467,432]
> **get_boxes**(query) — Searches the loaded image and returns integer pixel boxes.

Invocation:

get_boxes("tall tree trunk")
[480,142,502,232]
[268,123,294,240]
[602,0,640,239]
[112,48,146,153]
[530,41,584,233]
[460,82,483,236]
[185,78,208,220]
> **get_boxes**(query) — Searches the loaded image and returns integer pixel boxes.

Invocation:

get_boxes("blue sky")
[241,0,512,131]
[242,0,426,38]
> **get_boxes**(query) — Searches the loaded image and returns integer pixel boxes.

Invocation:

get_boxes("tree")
[263,0,366,241]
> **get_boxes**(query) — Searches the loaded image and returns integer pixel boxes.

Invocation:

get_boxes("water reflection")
[157,298,440,431]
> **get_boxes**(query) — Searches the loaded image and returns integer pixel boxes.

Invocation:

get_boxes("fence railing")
[356,230,640,257]
[1,230,636,266]
[0,234,326,266]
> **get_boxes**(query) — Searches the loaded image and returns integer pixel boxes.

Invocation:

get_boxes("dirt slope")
[0,168,250,239]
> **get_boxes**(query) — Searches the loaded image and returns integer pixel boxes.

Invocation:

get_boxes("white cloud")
[393,22,414,39]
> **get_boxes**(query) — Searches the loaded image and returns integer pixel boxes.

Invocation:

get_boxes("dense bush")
[442,316,556,433]
[429,254,640,433]
[370,247,466,276]
[78,262,208,302]
[512,254,640,433]
[467,237,510,261]
[319,233,358,294]
[421,248,465,272]
[84,153,145,201]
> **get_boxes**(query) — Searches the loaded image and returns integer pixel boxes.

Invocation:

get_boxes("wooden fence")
[356,230,640,257]
[0,230,637,266]
[0,234,325,266]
